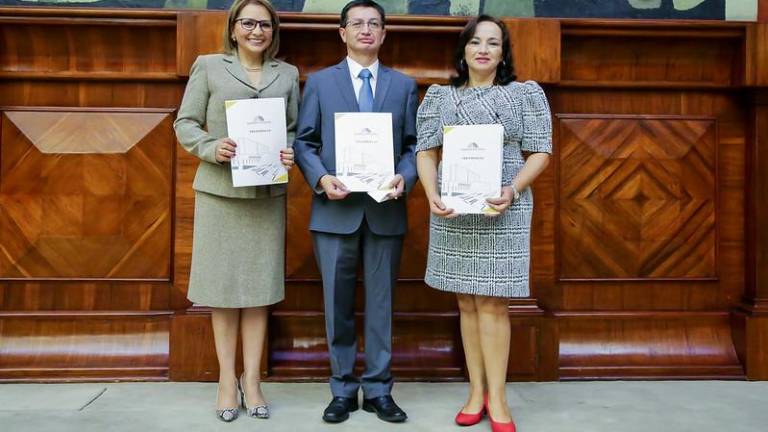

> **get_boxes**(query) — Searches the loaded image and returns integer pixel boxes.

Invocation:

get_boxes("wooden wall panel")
[0,109,174,280]
[0,311,170,382]
[505,19,561,83]
[735,94,768,380]
[559,312,743,379]
[551,89,745,315]
[561,22,746,88]
[0,15,176,80]
[0,281,170,311]
[176,11,226,77]
[0,7,765,382]
[558,116,717,280]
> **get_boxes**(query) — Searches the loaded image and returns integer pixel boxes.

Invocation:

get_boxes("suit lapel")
[223,54,258,92]
[333,59,360,112]
[373,66,391,112]
[257,59,280,92]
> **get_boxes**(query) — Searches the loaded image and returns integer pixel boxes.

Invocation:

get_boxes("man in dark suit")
[294,0,418,425]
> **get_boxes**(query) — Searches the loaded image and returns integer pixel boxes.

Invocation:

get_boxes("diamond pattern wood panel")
[0,109,173,279]
[558,116,717,279]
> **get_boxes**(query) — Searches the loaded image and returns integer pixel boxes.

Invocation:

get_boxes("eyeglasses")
[235,18,274,32]
[344,19,382,31]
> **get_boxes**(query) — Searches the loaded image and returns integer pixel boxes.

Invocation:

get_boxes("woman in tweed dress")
[174,0,298,422]
[416,15,552,432]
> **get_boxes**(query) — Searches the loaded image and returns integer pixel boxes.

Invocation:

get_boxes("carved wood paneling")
[0,109,174,280]
[558,116,717,280]
[0,7,764,382]
[552,89,744,314]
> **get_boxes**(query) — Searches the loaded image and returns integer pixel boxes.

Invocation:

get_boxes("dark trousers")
[312,220,403,398]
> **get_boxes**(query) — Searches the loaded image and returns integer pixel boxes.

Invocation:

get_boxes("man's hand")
[385,174,405,200]
[319,175,350,200]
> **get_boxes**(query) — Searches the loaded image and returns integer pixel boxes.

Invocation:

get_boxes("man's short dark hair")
[340,0,386,28]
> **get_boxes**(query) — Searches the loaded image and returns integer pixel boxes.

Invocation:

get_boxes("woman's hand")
[280,148,295,170]
[485,186,515,216]
[428,194,458,219]
[215,138,237,163]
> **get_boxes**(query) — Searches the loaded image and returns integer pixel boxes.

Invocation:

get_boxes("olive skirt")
[187,191,285,308]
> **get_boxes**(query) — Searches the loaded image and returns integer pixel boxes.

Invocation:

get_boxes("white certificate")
[225,97,288,187]
[334,112,395,197]
[441,124,504,215]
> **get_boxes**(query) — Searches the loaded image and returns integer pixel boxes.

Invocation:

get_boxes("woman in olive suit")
[173,0,299,422]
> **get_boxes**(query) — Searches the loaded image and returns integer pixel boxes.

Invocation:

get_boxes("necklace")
[242,65,263,72]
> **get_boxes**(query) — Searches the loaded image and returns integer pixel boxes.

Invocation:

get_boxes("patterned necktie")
[358,68,374,112]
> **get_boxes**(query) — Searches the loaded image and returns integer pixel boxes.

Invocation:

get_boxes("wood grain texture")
[561,22,745,87]
[0,312,170,382]
[5,110,167,153]
[176,11,226,77]
[552,89,745,313]
[558,116,717,280]
[0,18,176,80]
[559,312,743,379]
[0,109,174,280]
[746,103,768,305]
[0,7,765,382]
[505,19,561,83]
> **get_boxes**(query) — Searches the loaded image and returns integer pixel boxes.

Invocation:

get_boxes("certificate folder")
[441,124,504,215]
[334,112,395,200]
[225,97,288,187]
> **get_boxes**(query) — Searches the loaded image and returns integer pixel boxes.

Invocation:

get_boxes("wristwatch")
[511,183,521,201]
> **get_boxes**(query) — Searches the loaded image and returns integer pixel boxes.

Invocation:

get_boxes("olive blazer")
[174,53,300,199]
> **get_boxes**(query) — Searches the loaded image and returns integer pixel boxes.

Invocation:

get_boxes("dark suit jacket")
[294,59,418,236]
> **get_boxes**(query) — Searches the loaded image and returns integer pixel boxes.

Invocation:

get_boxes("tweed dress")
[415,81,552,298]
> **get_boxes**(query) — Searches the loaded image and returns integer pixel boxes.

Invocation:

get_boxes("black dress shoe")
[322,396,359,423]
[362,395,407,423]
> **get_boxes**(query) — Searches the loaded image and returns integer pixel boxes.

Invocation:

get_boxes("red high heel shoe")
[486,395,516,432]
[455,393,487,426]
[455,406,485,426]
[488,416,516,432]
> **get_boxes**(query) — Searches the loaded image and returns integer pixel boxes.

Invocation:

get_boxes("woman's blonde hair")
[223,0,281,60]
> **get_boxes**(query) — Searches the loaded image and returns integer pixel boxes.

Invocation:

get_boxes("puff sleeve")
[416,84,446,152]
[520,81,552,154]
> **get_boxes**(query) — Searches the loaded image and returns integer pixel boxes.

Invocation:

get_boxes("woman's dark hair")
[449,15,516,87]
[340,0,386,28]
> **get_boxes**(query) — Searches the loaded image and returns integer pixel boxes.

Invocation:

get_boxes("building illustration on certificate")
[225,97,288,187]
[335,113,395,192]
[441,125,503,214]
[231,136,286,183]
[443,147,494,211]
[338,128,390,188]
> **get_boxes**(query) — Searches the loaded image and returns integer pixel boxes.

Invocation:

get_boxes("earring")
[460,59,467,69]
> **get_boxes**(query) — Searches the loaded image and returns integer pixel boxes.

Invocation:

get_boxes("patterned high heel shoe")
[240,373,270,419]
[215,380,240,422]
